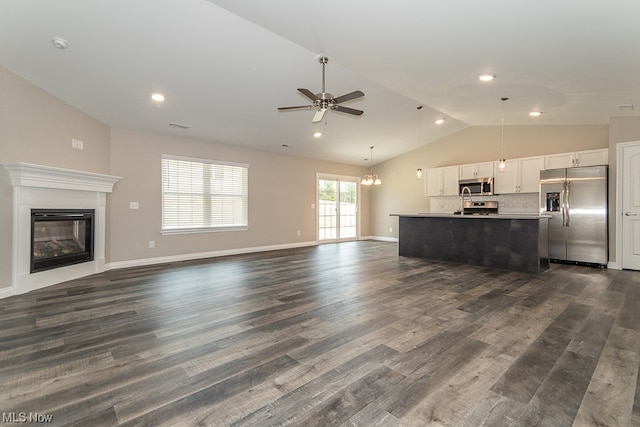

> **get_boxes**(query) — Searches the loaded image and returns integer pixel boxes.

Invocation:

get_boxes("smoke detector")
[51,37,69,50]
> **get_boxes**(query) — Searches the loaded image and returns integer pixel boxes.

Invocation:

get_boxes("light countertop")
[391,212,549,220]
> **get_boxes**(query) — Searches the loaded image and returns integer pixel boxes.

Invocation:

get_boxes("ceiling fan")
[278,56,364,123]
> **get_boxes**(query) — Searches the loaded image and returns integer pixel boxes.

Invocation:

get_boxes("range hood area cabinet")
[459,162,494,180]
[426,166,459,196]
[544,148,608,170]
[494,156,545,194]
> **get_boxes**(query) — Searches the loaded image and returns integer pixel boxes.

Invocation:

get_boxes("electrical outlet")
[129,201,139,209]
[389,227,393,233]
[297,230,301,236]
[149,241,155,248]
[71,139,84,150]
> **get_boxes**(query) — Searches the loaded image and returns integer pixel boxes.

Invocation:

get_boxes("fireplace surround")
[1,162,120,296]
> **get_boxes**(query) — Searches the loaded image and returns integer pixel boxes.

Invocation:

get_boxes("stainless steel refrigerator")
[540,166,608,267]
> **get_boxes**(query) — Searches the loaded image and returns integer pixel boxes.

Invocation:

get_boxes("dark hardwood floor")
[1,241,639,426]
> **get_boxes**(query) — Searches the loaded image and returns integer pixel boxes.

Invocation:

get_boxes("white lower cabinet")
[494,156,544,194]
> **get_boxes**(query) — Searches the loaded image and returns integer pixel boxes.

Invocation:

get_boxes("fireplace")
[1,162,121,297]
[31,209,95,273]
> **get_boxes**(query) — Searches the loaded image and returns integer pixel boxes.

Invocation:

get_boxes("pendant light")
[416,105,424,178]
[498,97,509,172]
[361,146,381,186]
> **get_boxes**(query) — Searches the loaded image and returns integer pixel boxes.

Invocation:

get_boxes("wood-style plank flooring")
[1,241,640,426]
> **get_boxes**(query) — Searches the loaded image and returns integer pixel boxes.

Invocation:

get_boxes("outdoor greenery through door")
[318,177,358,241]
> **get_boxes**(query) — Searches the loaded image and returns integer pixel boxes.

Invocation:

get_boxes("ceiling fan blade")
[312,108,327,123]
[278,105,313,111]
[332,105,363,116]
[333,90,364,104]
[298,88,320,101]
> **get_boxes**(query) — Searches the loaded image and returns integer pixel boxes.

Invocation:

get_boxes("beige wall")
[4,63,639,288]
[109,128,370,264]
[0,66,111,291]
[370,124,610,241]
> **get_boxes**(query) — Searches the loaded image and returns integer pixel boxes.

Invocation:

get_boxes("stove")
[462,201,499,215]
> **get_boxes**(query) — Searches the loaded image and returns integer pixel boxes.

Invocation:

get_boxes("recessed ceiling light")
[151,93,165,102]
[435,118,446,125]
[51,37,69,50]
[529,111,543,117]
[313,131,322,138]
[478,74,495,82]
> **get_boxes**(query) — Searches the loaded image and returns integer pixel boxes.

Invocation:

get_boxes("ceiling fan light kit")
[278,56,365,123]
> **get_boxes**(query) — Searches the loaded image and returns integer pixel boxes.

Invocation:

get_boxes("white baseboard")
[0,287,13,300]
[108,241,319,270]
[607,260,621,270]
[365,236,399,243]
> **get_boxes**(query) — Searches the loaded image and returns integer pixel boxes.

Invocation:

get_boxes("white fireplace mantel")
[1,162,121,297]
[2,162,120,193]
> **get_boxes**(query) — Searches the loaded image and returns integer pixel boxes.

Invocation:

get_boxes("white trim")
[161,226,249,235]
[1,162,121,193]
[608,261,621,270]
[616,140,640,270]
[109,241,318,270]
[1,163,121,297]
[366,236,399,243]
[316,173,362,242]
[0,287,13,300]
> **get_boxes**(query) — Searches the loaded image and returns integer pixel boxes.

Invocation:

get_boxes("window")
[161,154,248,233]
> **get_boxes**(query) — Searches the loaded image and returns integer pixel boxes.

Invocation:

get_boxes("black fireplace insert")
[31,209,95,273]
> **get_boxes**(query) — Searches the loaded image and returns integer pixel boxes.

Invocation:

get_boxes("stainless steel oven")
[459,177,494,196]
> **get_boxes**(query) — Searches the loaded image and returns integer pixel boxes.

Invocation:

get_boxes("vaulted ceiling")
[1,0,638,166]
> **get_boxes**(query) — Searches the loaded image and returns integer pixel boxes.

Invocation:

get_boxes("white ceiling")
[1,0,639,166]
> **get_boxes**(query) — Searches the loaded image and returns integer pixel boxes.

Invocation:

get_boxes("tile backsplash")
[429,192,540,214]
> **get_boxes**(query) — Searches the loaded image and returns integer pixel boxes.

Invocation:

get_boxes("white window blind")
[161,155,248,232]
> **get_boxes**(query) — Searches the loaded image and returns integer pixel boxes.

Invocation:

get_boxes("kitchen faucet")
[460,186,472,214]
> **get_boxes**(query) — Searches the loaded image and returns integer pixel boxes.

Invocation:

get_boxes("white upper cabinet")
[494,156,544,194]
[575,148,609,167]
[459,162,494,180]
[426,166,459,197]
[544,148,608,169]
[519,156,546,192]
[493,159,518,194]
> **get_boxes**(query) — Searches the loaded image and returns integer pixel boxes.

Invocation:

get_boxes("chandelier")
[361,146,381,186]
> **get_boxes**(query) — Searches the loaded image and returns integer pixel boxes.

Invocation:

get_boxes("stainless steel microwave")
[459,177,494,196]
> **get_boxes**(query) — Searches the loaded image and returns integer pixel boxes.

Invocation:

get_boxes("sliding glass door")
[317,175,359,242]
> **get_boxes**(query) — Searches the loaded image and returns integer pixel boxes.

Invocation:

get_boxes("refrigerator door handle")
[565,181,570,226]
[560,183,567,227]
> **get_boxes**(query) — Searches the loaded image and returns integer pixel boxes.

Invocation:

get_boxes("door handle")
[626,212,639,216]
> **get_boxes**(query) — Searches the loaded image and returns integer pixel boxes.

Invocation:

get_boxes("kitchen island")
[391,213,549,273]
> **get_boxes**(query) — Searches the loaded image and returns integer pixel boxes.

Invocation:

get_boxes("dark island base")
[398,216,549,274]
